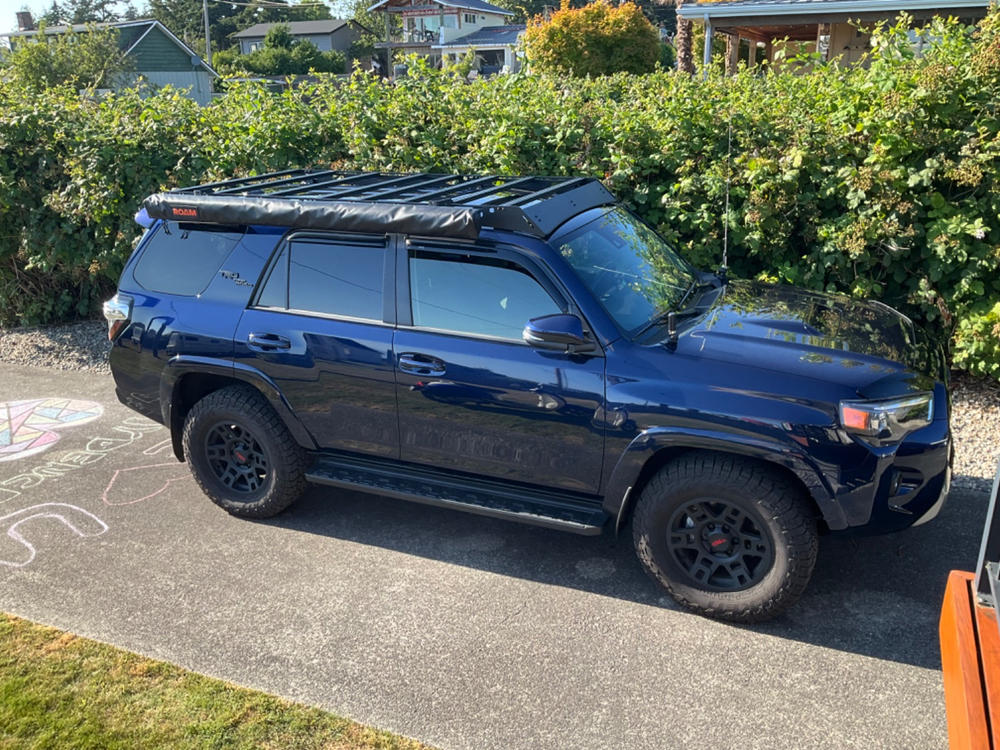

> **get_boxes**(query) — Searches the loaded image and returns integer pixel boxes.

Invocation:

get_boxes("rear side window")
[133,222,243,296]
[256,237,386,322]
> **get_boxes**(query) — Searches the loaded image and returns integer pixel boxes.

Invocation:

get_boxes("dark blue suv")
[105,170,952,622]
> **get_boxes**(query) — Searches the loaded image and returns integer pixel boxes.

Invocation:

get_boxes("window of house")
[409,252,562,340]
[463,13,476,24]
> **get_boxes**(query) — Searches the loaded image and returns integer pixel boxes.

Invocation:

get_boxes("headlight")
[839,393,933,442]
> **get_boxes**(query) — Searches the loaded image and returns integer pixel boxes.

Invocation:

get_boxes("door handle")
[398,353,446,377]
[247,332,291,352]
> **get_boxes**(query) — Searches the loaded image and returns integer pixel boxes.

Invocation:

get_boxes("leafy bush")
[0,23,131,91]
[1,11,999,380]
[953,303,1000,378]
[524,0,660,76]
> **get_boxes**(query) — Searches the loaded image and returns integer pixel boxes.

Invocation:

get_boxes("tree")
[524,0,660,76]
[39,1,65,24]
[675,15,693,73]
[487,0,550,22]
[0,22,131,90]
[263,22,296,49]
[63,0,119,23]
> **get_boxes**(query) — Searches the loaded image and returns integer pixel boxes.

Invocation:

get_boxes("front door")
[234,232,398,458]
[394,241,606,494]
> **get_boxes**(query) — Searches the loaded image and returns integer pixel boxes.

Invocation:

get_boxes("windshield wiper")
[632,277,717,339]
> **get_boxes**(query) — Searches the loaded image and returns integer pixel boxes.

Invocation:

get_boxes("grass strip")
[0,613,432,750]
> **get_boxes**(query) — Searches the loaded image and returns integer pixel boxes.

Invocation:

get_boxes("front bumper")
[831,382,952,534]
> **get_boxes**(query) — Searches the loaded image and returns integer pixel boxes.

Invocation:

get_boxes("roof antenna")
[719,100,732,284]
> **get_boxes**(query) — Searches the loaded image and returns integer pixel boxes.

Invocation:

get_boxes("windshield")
[555,208,697,335]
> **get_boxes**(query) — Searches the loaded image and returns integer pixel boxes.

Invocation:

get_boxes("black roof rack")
[143,169,615,240]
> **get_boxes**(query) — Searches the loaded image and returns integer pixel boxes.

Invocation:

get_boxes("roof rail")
[143,169,615,240]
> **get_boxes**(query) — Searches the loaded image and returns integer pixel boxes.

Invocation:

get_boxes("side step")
[305,454,608,536]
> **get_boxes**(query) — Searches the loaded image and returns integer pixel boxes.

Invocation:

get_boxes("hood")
[681,281,942,393]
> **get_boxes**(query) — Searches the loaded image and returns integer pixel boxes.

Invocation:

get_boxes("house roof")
[434,24,525,47]
[232,19,357,39]
[368,0,515,16]
[677,0,990,19]
[2,19,216,75]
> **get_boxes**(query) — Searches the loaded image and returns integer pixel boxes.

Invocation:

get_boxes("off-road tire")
[182,385,308,519]
[632,452,818,623]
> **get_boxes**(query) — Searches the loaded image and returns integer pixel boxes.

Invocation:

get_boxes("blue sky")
[1,0,38,32]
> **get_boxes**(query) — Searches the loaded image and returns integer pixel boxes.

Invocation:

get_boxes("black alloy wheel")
[204,421,270,496]
[666,499,775,592]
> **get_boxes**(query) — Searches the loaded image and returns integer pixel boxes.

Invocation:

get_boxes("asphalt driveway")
[0,362,987,749]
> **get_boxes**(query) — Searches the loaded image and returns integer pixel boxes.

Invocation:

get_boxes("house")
[675,0,992,73]
[2,16,216,104]
[232,19,368,56]
[367,0,515,72]
[434,23,525,73]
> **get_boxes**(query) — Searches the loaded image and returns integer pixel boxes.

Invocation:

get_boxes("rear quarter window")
[132,222,244,296]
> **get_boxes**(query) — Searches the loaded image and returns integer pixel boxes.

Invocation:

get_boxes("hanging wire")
[721,99,732,276]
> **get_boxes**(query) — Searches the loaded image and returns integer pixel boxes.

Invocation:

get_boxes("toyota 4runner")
[104,169,952,622]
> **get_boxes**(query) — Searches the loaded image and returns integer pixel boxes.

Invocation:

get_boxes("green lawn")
[0,613,432,750]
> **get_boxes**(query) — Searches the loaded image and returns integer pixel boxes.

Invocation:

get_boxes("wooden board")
[940,571,991,750]
[976,601,1000,748]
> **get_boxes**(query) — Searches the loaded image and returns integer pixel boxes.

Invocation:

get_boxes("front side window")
[133,222,243,296]
[257,238,385,321]
[409,252,561,341]
[555,207,696,335]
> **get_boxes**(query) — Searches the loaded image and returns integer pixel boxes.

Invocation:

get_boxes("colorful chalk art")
[0,398,104,462]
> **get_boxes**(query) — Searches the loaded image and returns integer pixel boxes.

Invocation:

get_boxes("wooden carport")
[674,0,990,74]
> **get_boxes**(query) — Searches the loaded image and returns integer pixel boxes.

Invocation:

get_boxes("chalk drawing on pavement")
[0,416,163,506]
[142,439,173,456]
[0,503,108,568]
[102,462,187,506]
[0,398,104,463]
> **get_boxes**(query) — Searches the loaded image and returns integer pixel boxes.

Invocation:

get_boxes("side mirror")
[523,314,595,353]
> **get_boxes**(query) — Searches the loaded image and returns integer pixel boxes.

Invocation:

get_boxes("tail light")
[102,294,133,341]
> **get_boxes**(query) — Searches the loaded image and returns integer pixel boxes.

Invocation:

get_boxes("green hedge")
[1,11,999,379]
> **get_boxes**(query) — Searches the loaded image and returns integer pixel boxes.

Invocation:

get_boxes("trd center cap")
[706,533,732,554]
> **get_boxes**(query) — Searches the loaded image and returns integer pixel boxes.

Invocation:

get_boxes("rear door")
[233,232,399,458]
[393,239,606,494]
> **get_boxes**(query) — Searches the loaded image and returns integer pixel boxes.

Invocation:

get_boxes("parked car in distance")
[105,169,952,622]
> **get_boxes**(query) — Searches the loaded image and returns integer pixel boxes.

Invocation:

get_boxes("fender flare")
[159,356,318,461]
[601,426,846,533]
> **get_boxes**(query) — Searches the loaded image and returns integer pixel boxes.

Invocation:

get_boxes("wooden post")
[748,40,756,67]
[676,17,693,74]
[725,33,738,75]
[384,9,393,75]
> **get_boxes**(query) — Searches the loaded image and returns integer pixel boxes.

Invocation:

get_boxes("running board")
[306,454,608,535]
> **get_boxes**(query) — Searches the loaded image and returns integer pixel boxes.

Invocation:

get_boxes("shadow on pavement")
[263,475,992,671]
